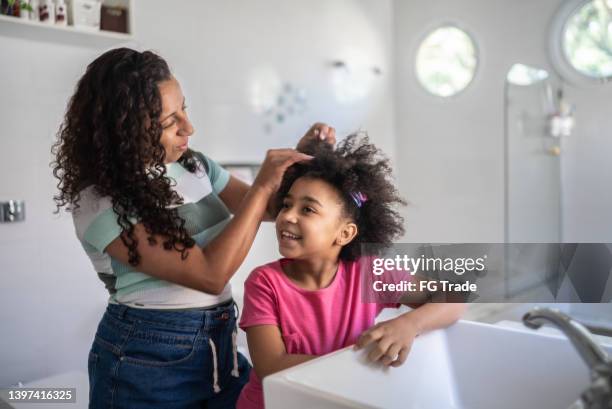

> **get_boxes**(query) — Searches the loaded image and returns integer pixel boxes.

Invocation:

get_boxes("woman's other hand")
[252,149,313,195]
[296,123,336,152]
[354,314,420,367]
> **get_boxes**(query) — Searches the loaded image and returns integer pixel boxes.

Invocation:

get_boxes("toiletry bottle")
[55,0,67,26]
[29,0,39,20]
[12,0,20,17]
[19,0,30,19]
[38,0,54,24]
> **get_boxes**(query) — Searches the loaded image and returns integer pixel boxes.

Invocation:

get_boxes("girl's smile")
[279,230,302,242]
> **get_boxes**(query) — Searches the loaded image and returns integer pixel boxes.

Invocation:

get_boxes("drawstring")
[231,301,240,378]
[231,328,239,377]
[208,338,221,393]
[209,302,241,393]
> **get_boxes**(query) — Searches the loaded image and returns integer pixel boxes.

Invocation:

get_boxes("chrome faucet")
[523,307,612,409]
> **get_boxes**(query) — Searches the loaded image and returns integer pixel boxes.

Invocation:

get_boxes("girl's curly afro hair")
[275,133,406,261]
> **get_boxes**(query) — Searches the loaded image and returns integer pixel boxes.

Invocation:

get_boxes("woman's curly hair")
[275,134,406,261]
[52,48,200,266]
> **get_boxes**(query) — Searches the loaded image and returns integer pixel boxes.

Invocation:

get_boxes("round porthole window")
[564,0,612,79]
[415,26,478,97]
[552,0,612,84]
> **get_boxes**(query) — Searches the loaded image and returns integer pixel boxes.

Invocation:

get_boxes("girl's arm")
[246,325,316,379]
[355,303,466,367]
[105,149,311,295]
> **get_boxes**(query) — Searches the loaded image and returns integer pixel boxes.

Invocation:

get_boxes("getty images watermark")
[370,253,487,293]
[359,243,612,303]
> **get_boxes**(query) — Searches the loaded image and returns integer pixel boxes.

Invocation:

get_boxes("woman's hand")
[252,149,313,195]
[354,313,420,367]
[296,123,336,152]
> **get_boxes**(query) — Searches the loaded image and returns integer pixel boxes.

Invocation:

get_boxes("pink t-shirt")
[237,258,399,409]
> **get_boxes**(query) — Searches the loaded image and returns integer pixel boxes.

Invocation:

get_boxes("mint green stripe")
[83,207,123,252]
[192,219,230,247]
[178,195,231,236]
[115,270,158,289]
[200,153,230,194]
[212,167,230,194]
[166,162,186,180]
[112,278,170,301]
[110,257,133,276]
[81,240,98,254]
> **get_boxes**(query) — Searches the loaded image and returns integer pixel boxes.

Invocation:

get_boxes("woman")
[51,47,335,409]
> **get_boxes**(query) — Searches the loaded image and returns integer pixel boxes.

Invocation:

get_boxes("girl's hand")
[296,123,336,152]
[354,314,420,367]
[252,149,313,195]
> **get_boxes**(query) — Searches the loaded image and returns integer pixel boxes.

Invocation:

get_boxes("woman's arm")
[105,149,311,295]
[219,176,277,222]
[355,303,466,367]
[246,325,316,379]
[219,123,336,221]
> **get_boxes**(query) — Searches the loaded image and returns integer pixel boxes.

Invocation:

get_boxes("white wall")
[393,0,612,243]
[0,0,394,386]
[0,40,107,387]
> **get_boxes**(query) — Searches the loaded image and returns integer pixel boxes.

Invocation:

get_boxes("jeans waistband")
[105,299,237,330]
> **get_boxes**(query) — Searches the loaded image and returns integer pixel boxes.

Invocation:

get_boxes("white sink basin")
[264,319,612,409]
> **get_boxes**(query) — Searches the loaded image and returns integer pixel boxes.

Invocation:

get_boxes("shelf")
[0,14,133,48]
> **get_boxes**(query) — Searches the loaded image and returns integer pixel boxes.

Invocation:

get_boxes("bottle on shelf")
[38,0,55,24]
[19,0,30,19]
[55,0,67,26]
[29,0,39,20]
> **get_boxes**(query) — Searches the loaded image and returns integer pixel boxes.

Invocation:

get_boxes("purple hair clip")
[350,191,368,208]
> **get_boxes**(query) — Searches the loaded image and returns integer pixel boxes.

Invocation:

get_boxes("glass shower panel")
[505,78,561,243]
[504,69,562,298]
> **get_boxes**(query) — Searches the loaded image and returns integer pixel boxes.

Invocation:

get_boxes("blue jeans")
[88,301,251,409]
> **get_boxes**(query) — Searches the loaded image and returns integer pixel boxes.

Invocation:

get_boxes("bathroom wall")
[0,41,106,387]
[0,0,395,386]
[393,0,612,243]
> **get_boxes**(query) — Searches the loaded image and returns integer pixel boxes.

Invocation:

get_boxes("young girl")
[236,135,466,409]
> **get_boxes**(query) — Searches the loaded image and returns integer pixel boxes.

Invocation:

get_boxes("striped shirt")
[72,152,233,309]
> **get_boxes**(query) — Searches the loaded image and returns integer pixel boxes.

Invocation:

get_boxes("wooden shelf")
[0,13,133,48]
